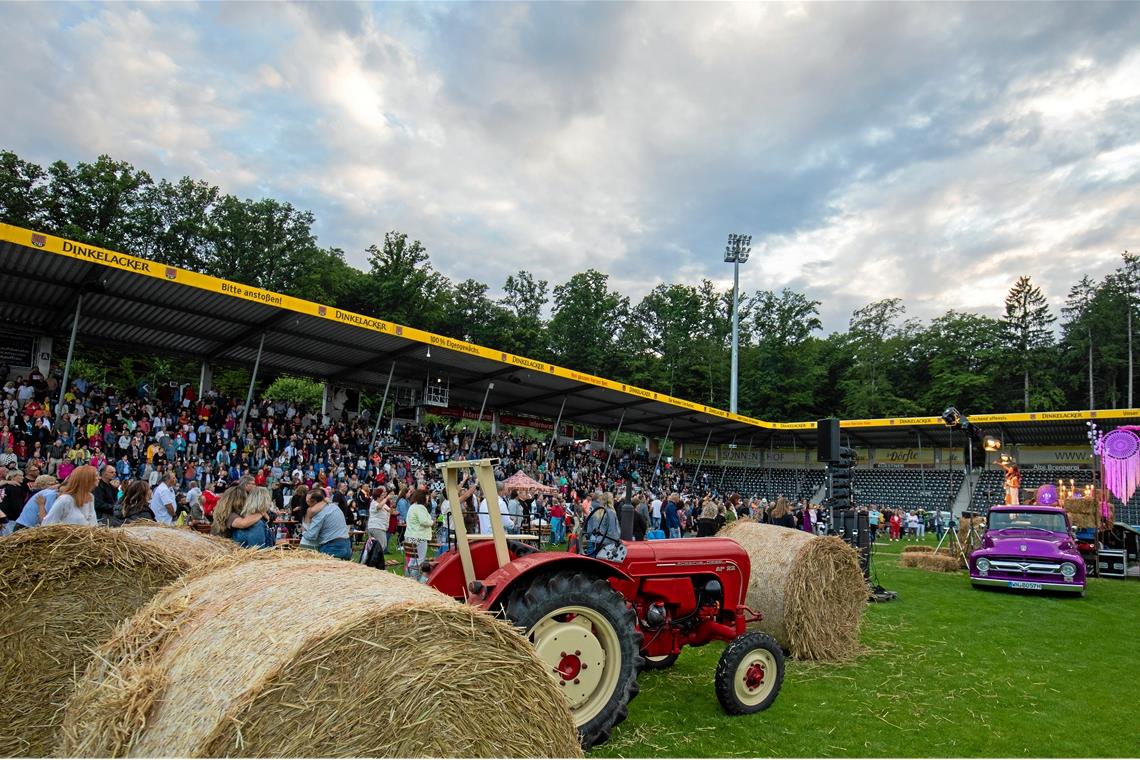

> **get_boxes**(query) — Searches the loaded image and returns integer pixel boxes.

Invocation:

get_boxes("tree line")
[1,149,1135,420]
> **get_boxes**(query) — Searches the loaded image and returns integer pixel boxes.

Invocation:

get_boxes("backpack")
[360,537,385,569]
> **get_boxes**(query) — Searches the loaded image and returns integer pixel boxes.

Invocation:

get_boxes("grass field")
[591,536,1140,758]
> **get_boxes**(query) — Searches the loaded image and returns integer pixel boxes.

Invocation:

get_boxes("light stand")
[724,234,751,414]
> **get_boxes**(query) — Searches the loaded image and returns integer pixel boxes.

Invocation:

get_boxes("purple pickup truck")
[969,505,1087,595]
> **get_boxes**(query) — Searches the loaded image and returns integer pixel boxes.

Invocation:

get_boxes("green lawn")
[593,535,1140,758]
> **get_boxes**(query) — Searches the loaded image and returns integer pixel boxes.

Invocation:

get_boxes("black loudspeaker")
[817,418,841,462]
[832,510,871,575]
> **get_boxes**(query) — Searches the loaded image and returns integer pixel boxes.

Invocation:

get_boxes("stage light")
[983,436,1002,452]
[940,407,961,427]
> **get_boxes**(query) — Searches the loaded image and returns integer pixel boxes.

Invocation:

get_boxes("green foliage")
[5,147,1138,421]
[213,366,252,398]
[591,538,1140,758]
[263,375,323,408]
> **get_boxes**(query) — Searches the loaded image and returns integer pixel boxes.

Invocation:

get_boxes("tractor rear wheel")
[506,572,642,749]
[640,652,679,670]
[714,632,784,715]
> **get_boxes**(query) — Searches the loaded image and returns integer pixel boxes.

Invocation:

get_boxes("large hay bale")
[899,552,962,573]
[901,544,935,554]
[957,516,986,554]
[0,524,239,757]
[1063,497,1101,530]
[60,554,582,758]
[120,521,239,563]
[718,521,866,661]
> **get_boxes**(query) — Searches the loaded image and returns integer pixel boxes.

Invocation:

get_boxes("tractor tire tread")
[714,631,784,716]
[506,571,642,750]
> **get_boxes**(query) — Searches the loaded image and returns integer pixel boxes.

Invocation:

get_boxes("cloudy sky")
[2,1,1139,331]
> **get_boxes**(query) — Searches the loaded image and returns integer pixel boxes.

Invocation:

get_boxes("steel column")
[57,293,83,411]
[369,363,396,454]
[602,410,627,478]
[238,333,266,439]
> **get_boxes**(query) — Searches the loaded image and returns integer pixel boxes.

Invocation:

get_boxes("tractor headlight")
[976,558,990,576]
[1060,562,1077,579]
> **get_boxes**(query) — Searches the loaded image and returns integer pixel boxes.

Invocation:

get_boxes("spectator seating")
[852,469,964,512]
[679,465,824,501]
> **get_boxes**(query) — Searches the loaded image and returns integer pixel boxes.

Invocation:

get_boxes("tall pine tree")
[1004,275,1056,411]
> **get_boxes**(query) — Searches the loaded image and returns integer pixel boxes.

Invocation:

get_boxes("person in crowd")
[42,465,98,526]
[395,485,410,544]
[211,486,251,538]
[0,470,26,533]
[230,486,274,548]
[548,499,566,544]
[632,495,649,541]
[405,488,435,580]
[12,474,59,532]
[367,485,392,551]
[664,493,681,539]
[149,471,178,524]
[582,490,621,557]
[118,480,155,524]
[888,510,902,542]
[697,498,719,537]
[93,464,119,525]
[301,486,351,559]
[770,496,796,529]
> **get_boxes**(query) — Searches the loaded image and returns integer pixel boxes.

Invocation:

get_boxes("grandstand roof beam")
[327,342,424,382]
[572,397,656,416]
[208,312,300,359]
[517,383,597,407]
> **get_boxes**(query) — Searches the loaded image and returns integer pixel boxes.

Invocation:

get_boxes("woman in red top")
[889,511,903,541]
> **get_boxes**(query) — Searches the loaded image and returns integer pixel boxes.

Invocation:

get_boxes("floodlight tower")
[725,233,751,414]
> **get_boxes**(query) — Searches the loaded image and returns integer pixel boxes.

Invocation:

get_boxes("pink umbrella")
[501,471,558,495]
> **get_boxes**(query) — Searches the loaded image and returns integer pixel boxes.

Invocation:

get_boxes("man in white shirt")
[650,494,663,530]
[149,472,177,524]
[478,486,514,535]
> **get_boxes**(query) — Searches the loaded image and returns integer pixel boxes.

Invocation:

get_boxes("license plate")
[1009,581,1042,590]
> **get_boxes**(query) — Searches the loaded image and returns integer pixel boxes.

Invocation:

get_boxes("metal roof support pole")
[602,410,627,478]
[198,360,212,399]
[546,396,568,461]
[467,381,494,456]
[57,292,83,412]
[720,434,745,489]
[238,332,266,440]
[652,421,673,489]
[368,363,396,454]
[691,429,713,494]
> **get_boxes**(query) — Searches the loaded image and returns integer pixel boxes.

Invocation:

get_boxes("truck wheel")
[640,652,679,670]
[714,632,784,715]
[506,572,642,749]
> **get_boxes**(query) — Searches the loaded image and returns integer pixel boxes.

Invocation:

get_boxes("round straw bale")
[0,524,239,757]
[718,521,866,661]
[901,544,934,554]
[899,552,962,573]
[60,554,582,759]
[120,521,240,564]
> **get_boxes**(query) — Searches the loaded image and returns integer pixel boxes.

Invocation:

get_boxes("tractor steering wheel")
[508,540,541,557]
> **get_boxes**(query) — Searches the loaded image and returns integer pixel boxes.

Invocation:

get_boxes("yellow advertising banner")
[874,448,936,465]
[764,448,808,466]
[1,224,778,429]
[720,446,763,466]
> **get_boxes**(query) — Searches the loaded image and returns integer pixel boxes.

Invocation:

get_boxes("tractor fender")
[477,552,634,610]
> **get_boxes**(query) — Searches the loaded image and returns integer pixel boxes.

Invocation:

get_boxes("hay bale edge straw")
[0,524,238,757]
[717,521,867,661]
[59,554,583,759]
[899,552,963,573]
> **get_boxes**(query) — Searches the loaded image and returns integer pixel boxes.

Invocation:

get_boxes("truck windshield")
[988,511,1068,533]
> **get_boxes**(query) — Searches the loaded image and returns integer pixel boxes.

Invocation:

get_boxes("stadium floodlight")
[725,233,752,413]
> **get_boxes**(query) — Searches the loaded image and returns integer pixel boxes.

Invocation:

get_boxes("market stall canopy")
[501,471,559,494]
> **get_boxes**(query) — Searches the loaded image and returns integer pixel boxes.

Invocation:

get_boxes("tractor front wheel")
[506,572,642,749]
[714,632,784,715]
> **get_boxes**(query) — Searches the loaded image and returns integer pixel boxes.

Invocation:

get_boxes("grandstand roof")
[2,222,1138,448]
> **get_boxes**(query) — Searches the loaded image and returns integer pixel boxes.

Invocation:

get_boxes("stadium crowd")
[2,368,922,571]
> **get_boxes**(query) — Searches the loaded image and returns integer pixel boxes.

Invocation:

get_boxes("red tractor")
[422,459,784,749]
